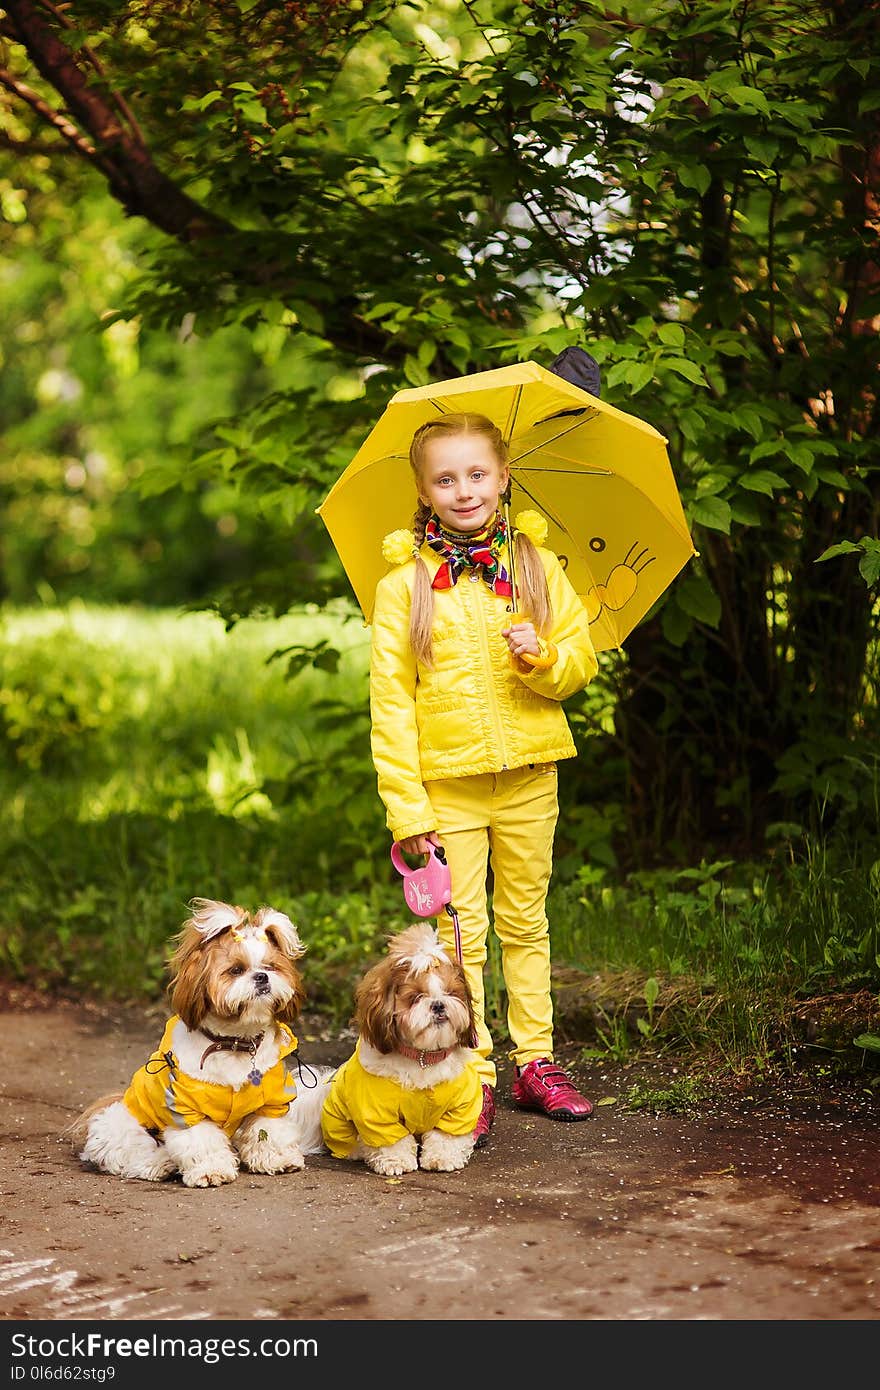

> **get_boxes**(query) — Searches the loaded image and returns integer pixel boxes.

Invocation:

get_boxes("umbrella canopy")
[316,360,696,652]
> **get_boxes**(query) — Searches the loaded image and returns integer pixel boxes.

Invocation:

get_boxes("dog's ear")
[275,961,306,1027]
[186,898,245,942]
[354,960,398,1053]
[252,907,305,959]
[167,924,210,1030]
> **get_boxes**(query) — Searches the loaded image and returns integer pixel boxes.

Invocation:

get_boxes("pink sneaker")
[512,1058,594,1121]
[473,1084,495,1148]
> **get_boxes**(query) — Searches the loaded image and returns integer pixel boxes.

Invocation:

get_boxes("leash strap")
[295,1056,321,1089]
[446,902,479,1049]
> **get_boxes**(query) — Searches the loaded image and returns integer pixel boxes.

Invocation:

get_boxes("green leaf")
[604,360,633,390]
[626,362,655,394]
[853,1034,880,1052]
[182,91,223,113]
[676,574,721,628]
[678,164,711,196]
[289,300,325,335]
[729,85,770,114]
[657,323,686,348]
[749,439,783,463]
[403,353,430,387]
[690,496,732,533]
[815,467,850,489]
[729,406,765,440]
[236,100,267,124]
[859,551,880,586]
[745,134,779,164]
[814,541,861,563]
[664,358,706,386]
[729,495,762,527]
[661,598,692,647]
[784,444,816,474]
[417,339,437,369]
[608,359,654,393]
[738,469,787,496]
[695,471,732,497]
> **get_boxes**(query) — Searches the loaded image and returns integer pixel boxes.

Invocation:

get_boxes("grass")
[1,602,879,1079]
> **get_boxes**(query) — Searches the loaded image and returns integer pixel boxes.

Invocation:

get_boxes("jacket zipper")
[471,579,509,769]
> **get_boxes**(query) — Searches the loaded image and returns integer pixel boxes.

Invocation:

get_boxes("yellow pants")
[425,764,559,1088]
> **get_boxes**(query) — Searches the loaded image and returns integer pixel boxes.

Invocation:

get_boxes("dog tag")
[247,1068,263,1086]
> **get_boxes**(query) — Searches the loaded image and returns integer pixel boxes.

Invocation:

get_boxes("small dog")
[66,898,330,1187]
[320,922,483,1176]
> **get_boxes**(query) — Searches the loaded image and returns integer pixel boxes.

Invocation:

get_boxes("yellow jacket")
[123,1016,300,1138]
[320,1041,484,1156]
[369,543,598,840]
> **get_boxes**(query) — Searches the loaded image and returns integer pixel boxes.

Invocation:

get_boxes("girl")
[369,412,598,1147]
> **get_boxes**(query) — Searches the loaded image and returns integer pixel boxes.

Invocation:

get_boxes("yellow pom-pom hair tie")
[382,529,418,566]
[514,509,549,546]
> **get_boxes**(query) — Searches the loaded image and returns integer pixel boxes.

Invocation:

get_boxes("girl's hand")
[396,831,442,857]
[502,620,540,659]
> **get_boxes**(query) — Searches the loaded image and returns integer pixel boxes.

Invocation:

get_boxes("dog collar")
[199,1028,265,1083]
[395,1043,454,1069]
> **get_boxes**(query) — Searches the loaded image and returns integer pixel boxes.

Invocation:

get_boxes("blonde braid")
[410,500,435,666]
[512,533,552,635]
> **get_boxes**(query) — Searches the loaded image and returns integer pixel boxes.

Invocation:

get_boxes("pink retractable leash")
[390,842,478,1047]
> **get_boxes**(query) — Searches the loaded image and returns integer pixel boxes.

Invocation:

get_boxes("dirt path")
[1,988,878,1341]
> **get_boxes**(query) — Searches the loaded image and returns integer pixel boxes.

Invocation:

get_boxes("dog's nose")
[430,1000,447,1018]
[252,971,270,993]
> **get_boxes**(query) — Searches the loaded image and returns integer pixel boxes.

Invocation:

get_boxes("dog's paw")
[180,1159,239,1188]
[367,1153,419,1176]
[242,1143,306,1175]
[418,1130,474,1172]
[419,1152,470,1172]
[135,1153,178,1182]
[363,1136,419,1176]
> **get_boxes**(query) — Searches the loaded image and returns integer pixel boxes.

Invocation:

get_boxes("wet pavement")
[0,990,878,1342]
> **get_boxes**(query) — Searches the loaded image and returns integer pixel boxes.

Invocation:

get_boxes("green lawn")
[1,603,878,1075]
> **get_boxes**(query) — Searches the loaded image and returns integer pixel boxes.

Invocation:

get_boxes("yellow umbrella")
[316,360,696,652]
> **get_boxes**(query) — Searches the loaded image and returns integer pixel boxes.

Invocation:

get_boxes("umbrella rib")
[509,412,601,460]
[502,386,523,445]
[513,464,613,475]
[511,477,577,541]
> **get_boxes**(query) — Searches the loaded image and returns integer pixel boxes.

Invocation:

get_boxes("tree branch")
[36,0,147,146]
[0,127,70,154]
[3,0,228,241]
[0,66,98,161]
[0,0,424,370]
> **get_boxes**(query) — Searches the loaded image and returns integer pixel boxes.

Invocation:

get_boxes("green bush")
[0,629,130,771]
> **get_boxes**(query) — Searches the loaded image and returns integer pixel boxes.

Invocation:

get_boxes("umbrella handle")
[507,612,558,670]
[502,498,555,669]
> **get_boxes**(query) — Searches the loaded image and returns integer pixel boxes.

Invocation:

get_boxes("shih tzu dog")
[67,898,331,1187]
[320,922,483,1176]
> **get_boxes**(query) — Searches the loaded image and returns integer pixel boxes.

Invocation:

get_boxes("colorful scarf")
[425,513,513,597]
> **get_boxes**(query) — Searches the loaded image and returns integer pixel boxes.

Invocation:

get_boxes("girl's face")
[417,432,509,534]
